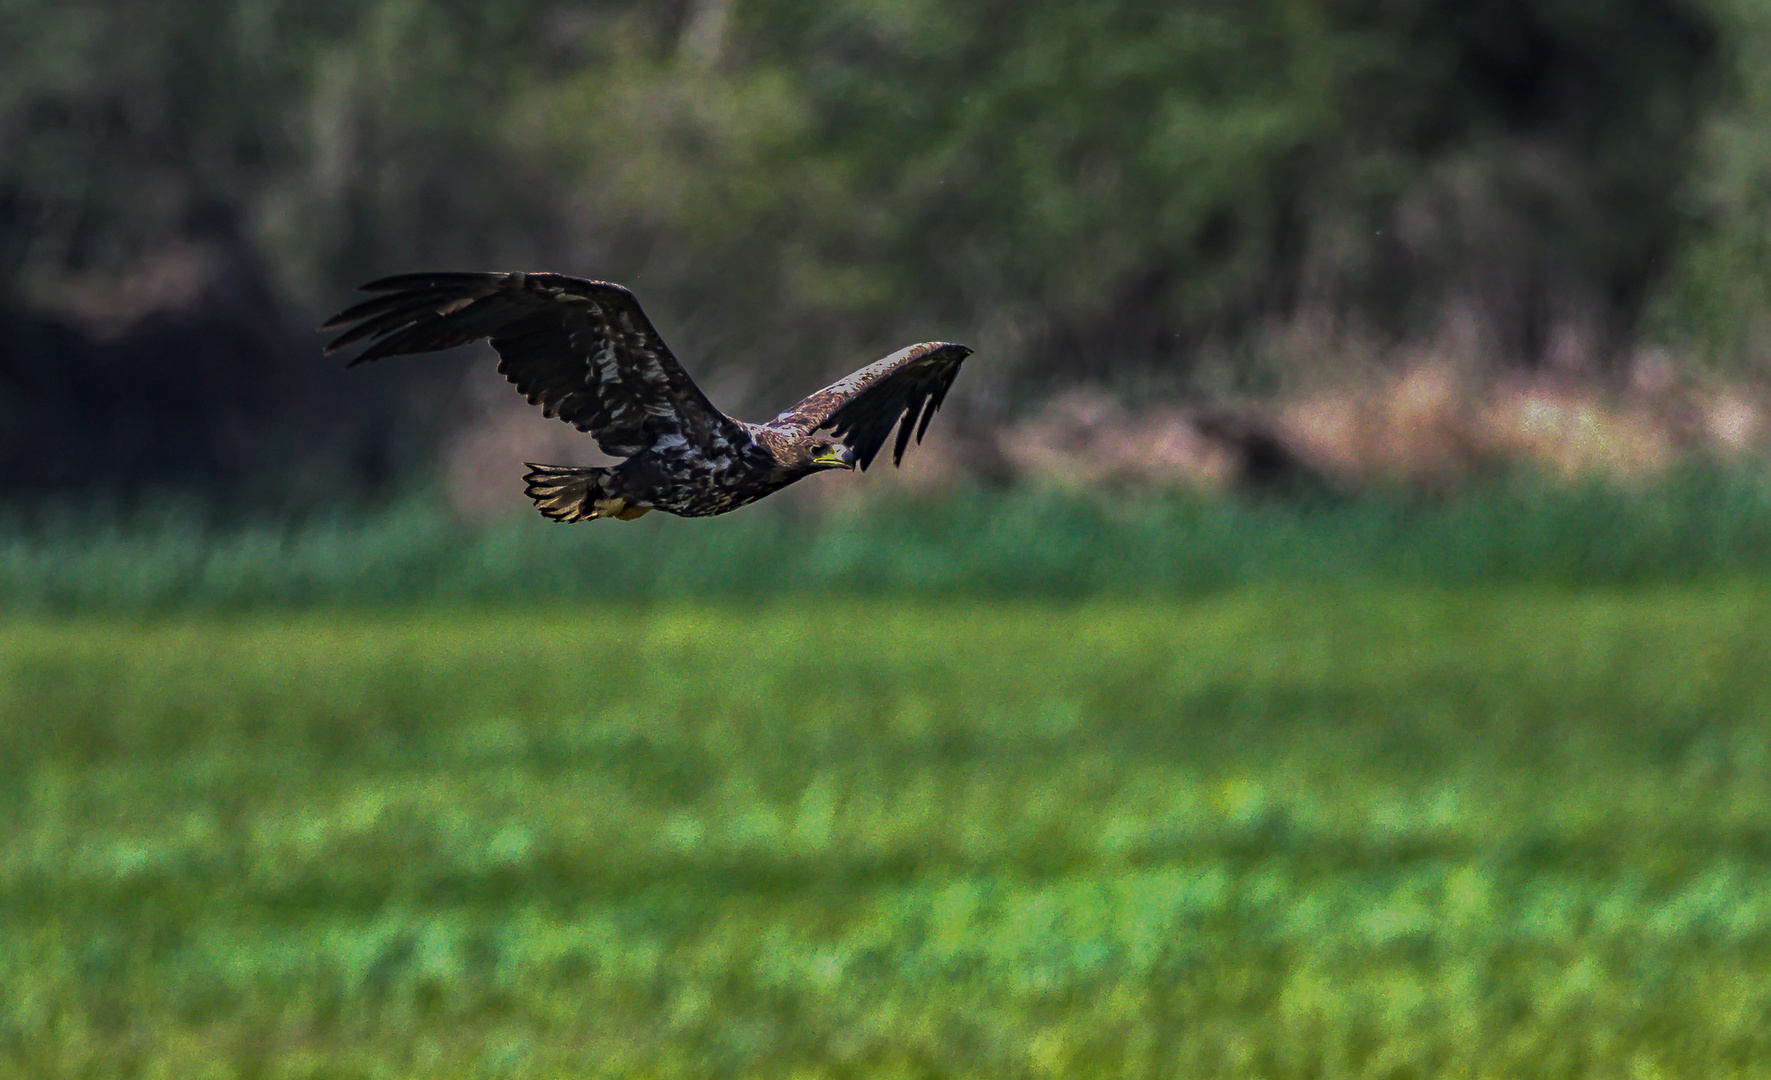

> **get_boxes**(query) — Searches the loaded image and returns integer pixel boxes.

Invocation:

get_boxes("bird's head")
[804,438,857,472]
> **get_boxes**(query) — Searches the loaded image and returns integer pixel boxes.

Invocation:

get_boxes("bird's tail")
[522,464,650,522]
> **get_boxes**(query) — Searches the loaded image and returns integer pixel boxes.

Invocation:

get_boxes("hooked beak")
[813,445,857,470]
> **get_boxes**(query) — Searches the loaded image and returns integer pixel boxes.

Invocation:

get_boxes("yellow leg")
[592,498,651,521]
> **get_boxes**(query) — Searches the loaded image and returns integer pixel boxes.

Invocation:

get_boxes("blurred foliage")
[5,469,1771,611]
[2,0,1767,501]
[3,591,1770,1074]
[1645,0,1771,365]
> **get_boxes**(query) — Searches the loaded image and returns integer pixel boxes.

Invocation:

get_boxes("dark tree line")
[2,0,1764,505]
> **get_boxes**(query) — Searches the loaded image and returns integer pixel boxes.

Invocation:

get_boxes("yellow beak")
[812,445,857,470]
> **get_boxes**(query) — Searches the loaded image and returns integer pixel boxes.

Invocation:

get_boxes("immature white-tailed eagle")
[322,272,970,522]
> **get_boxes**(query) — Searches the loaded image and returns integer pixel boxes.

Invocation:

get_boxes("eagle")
[321,272,971,522]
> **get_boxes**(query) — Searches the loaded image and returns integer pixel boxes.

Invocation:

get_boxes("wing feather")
[322,272,748,459]
[772,342,971,470]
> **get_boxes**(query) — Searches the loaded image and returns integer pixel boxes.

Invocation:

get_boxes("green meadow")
[4,586,1770,1077]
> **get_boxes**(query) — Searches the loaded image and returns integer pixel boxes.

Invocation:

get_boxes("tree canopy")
[2,0,1766,500]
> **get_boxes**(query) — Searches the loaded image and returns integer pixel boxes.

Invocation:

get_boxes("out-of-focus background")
[5,2,1771,1076]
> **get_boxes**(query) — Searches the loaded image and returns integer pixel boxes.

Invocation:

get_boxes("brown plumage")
[321,271,970,521]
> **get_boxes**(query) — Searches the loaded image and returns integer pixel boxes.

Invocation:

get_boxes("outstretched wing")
[772,342,972,470]
[322,271,747,458]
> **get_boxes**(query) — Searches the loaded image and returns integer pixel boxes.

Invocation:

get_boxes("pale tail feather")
[521,463,649,522]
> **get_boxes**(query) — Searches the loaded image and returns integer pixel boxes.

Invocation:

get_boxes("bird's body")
[523,423,808,521]
[321,272,970,522]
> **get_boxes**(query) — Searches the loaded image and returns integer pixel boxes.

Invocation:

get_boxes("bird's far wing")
[322,271,746,458]
[772,342,972,470]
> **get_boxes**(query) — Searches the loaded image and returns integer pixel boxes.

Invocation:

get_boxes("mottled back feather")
[323,272,751,459]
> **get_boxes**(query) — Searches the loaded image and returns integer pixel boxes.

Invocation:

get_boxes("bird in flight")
[322,272,971,522]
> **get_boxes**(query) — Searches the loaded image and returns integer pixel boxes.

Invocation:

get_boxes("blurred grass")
[6,468,1771,611]
[3,587,1770,1076]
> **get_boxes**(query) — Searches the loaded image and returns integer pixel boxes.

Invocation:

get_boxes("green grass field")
[4,587,1771,1077]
